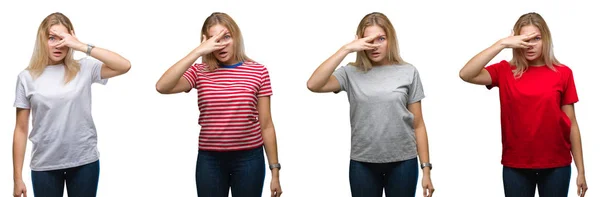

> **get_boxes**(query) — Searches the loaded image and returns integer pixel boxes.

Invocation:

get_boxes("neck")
[528,58,545,67]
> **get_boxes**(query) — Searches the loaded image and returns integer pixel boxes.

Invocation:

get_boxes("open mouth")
[218,51,228,58]
[52,51,63,57]
[370,52,381,57]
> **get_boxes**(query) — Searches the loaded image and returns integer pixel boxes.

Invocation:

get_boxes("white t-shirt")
[14,57,107,171]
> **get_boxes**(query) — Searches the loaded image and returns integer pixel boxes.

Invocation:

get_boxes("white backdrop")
[1,0,598,196]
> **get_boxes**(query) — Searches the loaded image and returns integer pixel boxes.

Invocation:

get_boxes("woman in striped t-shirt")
[156,12,282,197]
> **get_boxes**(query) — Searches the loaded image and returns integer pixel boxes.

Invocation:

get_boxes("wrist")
[76,42,88,52]
[494,39,508,49]
[340,45,352,54]
[271,168,280,177]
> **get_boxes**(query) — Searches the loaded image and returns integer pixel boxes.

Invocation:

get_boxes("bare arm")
[562,104,588,196]
[307,34,381,93]
[458,41,503,85]
[409,101,435,196]
[155,49,200,94]
[459,32,539,85]
[13,108,30,197]
[155,30,230,94]
[51,29,131,79]
[258,97,280,177]
[306,47,349,93]
[258,96,283,196]
[88,46,131,79]
[409,102,431,175]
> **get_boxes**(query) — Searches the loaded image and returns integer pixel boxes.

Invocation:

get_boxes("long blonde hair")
[201,12,250,72]
[510,12,560,78]
[350,12,406,71]
[27,12,80,83]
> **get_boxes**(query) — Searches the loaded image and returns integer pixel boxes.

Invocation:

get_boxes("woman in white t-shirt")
[12,12,131,197]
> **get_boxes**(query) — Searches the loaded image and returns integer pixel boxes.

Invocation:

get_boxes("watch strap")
[269,163,281,170]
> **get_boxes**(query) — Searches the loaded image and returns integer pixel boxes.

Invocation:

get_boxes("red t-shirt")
[485,60,578,168]
[183,61,273,151]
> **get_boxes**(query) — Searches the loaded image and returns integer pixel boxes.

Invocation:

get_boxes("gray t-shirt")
[14,57,107,171]
[333,64,424,163]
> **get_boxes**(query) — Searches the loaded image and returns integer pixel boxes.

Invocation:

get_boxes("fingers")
[524,32,539,40]
[50,29,63,38]
[364,43,380,49]
[212,29,227,41]
[56,40,67,48]
[354,35,359,40]
[362,33,381,42]
[202,34,207,43]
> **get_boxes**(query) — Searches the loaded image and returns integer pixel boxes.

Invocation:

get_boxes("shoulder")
[241,61,271,74]
[191,62,207,72]
[78,57,100,67]
[554,64,573,73]
[17,70,32,82]
[243,60,266,69]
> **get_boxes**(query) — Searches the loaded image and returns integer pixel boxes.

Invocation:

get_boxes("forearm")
[460,40,504,80]
[262,126,280,178]
[415,126,431,176]
[12,128,27,182]
[156,49,202,91]
[307,47,350,89]
[570,123,585,175]
[87,46,131,73]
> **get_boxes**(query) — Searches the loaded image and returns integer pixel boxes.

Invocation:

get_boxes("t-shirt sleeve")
[484,60,506,89]
[257,66,273,97]
[561,67,579,105]
[408,67,425,104]
[182,63,199,91]
[14,74,30,109]
[81,57,108,85]
[332,66,348,94]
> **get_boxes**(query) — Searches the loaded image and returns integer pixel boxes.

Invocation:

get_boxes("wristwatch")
[269,163,281,170]
[86,43,95,56]
[420,162,432,170]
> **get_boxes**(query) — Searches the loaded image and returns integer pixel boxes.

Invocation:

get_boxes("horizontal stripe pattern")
[183,61,272,151]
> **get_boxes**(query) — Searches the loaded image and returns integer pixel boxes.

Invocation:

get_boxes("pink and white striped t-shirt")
[183,61,273,151]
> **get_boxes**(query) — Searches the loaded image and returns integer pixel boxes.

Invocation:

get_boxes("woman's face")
[520,25,543,65]
[363,25,389,65]
[208,24,235,65]
[47,24,69,65]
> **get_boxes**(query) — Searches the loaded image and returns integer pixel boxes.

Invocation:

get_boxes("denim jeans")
[31,160,100,197]
[196,146,266,197]
[503,165,571,197]
[349,157,418,197]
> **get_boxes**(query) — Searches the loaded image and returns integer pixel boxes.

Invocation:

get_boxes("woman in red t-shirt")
[459,12,588,197]
[155,12,282,197]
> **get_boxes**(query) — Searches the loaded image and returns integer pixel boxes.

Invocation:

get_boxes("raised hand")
[50,29,86,52]
[194,29,231,56]
[500,31,539,49]
[343,34,382,53]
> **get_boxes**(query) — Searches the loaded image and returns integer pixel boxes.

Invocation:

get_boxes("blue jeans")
[503,165,571,197]
[349,158,418,197]
[196,146,266,197]
[31,160,100,197]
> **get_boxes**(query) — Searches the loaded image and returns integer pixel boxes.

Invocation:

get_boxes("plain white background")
[1,0,598,196]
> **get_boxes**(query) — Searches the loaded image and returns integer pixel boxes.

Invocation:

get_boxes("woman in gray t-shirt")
[307,12,435,197]
[12,12,131,197]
